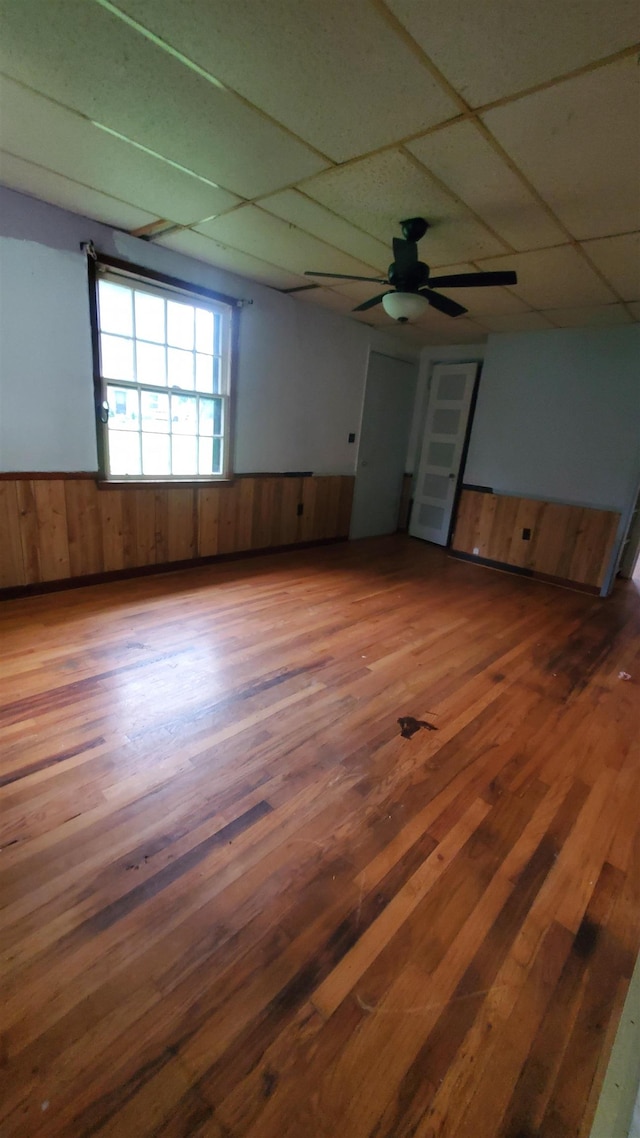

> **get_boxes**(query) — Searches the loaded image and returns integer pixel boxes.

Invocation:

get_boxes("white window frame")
[89,254,238,483]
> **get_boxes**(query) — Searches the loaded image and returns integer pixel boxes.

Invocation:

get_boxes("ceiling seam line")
[473,42,640,116]
[469,120,629,304]
[146,229,313,287]
[91,0,337,168]
[0,146,173,225]
[368,0,593,264]
[156,202,388,277]
[399,147,516,255]
[371,0,470,113]
[0,72,254,204]
[250,188,391,259]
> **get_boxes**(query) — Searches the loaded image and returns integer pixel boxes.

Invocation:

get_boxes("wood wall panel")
[452,490,620,589]
[0,482,25,587]
[197,488,221,557]
[0,475,354,592]
[64,480,104,577]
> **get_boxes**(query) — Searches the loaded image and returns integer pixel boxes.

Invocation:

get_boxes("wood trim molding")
[0,471,98,480]
[0,536,348,601]
[449,549,600,595]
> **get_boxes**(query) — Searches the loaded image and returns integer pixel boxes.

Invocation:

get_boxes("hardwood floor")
[0,536,638,1138]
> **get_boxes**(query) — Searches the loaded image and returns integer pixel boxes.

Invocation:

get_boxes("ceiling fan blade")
[352,292,390,312]
[392,237,417,273]
[428,271,518,288]
[304,271,387,283]
[420,289,468,318]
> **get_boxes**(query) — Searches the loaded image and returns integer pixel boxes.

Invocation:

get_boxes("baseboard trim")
[0,537,348,601]
[449,550,601,595]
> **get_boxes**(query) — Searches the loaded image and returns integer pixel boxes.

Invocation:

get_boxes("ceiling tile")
[292,287,356,314]
[330,280,390,303]
[477,245,618,308]
[112,0,459,162]
[477,312,555,332]
[195,206,382,278]
[415,313,489,343]
[542,304,633,328]
[385,0,640,106]
[0,150,158,231]
[303,150,508,264]
[258,190,390,272]
[435,285,531,316]
[581,232,640,300]
[156,228,306,290]
[482,58,640,240]
[0,75,240,226]
[407,121,566,250]
[0,0,328,199]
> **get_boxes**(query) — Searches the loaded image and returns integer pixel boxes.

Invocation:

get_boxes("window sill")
[96,477,236,490]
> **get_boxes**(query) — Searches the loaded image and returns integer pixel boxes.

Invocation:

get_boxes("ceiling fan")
[304,217,517,322]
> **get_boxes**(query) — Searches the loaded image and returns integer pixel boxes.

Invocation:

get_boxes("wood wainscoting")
[0,474,354,592]
[451,489,620,591]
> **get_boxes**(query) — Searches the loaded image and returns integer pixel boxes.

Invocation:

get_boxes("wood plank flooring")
[0,536,638,1138]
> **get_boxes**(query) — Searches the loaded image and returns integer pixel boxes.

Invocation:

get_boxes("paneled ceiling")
[0,0,638,345]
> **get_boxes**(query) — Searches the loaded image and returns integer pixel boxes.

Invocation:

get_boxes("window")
[90,256,236,481]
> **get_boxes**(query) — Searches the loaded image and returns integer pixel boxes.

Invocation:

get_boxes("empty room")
[1,2,640,1136]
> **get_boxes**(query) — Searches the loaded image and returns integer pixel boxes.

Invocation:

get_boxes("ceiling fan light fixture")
[382,291,429,323]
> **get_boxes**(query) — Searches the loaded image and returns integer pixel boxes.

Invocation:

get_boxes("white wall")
[464,326,640,512]
[0,187,418,474]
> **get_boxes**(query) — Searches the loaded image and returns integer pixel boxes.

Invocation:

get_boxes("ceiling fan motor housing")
[388,260,430,292]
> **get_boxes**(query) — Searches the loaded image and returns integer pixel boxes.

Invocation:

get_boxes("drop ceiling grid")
[0,0,633,334]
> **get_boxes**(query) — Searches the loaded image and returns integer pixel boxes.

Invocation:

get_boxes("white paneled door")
[409,361,479,546]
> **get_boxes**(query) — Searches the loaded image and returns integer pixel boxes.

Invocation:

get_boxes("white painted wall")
[464,326,640,512]
[0,186,418,473]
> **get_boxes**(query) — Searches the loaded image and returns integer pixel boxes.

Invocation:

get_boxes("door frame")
[446,362,483,547]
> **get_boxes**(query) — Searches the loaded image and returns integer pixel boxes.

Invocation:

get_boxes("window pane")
[171,393,197,434]
[101,333,134,381]
[213,312,222,357]
[99,281,133,336]
[135,292,165,342]
[142,433,170,476]
[199,399,214,436]
[195,308,213,353]
[213,398,222,436]
[107,385,139,430]
[198,436,213,475]
[136,341,166,387]
[213,437,222,474]
[198,432,223,473]
[213,356,222,394]
[141,390,169,432]
[167,301,194,349]
[195,353,213,393]
[108,429,141,475]
[172,434,197,475]
[199,436,222,475]
[167,347,194,389]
